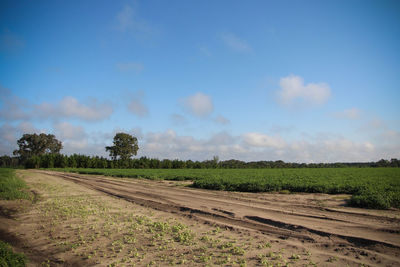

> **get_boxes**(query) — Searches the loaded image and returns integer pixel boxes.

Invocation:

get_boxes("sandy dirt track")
[37,170,400,266]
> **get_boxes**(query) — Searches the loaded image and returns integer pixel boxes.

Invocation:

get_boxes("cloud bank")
[34,97,113,121]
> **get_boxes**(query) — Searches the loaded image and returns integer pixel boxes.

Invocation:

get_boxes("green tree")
[105,133,139,160]
[13,133,62,161]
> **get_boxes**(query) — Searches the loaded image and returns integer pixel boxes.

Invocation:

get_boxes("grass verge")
[0,168,29,266]
[0,168,30,200]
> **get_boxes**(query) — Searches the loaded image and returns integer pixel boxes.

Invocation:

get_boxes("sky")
[0,0,399,163]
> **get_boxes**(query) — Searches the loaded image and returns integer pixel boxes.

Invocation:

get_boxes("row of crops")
[50,168,400,209]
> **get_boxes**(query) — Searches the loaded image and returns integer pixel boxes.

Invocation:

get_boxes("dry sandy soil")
[1,170,400,266]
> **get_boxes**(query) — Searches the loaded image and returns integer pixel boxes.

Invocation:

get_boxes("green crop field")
[50,167,400,210]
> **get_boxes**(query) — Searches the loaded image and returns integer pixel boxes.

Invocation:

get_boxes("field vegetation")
[0,240,27,267]
[9,170,320,267]
[0,168,30,201]
[0,168,29,266]
[50,167,400,210]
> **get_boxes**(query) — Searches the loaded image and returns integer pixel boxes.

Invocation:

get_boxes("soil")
[1,170,400,266]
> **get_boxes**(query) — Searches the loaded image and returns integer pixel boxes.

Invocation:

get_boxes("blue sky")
[1,0,399,162]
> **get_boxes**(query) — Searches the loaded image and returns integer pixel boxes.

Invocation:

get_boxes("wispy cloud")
[128,99,148,118]
[34,97,113,121]
[53,122,87,140]
[181,92,214,118]
[0,86,31,120]
[276,75,331,107]
[199,45,212,57]
[214,115,230,125]
[0,122,41,155]
[333,108,362,120]
[114,4,154,36]
[0,28,24,51]
[220,33,251,52]
[116,62,144,73]
[170,114,188,126]
[0,86,113,122]
[127,91,149,118]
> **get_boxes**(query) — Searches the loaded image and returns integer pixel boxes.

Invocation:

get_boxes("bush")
[348,190,391,209]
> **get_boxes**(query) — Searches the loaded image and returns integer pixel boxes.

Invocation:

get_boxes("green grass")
[0,240,27,267]
[49,167,400,209]
[0,168,30,200]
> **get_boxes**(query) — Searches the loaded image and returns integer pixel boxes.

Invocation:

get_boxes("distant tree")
[13,133,62,161]
[105,133,139,161]
[161,159,172,169]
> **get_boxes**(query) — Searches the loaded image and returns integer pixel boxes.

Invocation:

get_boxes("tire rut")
[41,171,400,251]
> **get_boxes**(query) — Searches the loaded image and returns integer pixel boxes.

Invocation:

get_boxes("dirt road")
[38,170,400,266]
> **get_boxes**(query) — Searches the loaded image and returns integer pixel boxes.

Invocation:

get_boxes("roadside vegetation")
[0,168,29,266]
[0,240,27,267]
[50,167,400,209]
[0,168,30,200]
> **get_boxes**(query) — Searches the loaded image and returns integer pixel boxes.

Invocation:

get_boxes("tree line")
[1,153,399,169]
[1,132,399,169]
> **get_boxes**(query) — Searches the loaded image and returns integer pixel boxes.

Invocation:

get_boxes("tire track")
[40,170,400,252]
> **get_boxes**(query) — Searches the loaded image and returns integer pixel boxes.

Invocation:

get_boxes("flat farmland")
[1,169,399,266]
[53,167,400,209]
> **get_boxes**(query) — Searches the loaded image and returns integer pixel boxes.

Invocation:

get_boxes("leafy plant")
[0,240,27,267]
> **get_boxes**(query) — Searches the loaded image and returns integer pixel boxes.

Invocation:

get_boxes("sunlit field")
[51,167,400,209]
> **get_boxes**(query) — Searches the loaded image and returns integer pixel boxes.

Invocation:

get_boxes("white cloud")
[138,129,399,162]
[35,96,113,121]
[181,92,214,118]
[53,122,87,140]
[0,86,31,120]
[221,33,251,52]
[1,119,399,162]
[285,138,378,163]
[242,132,286,149]
[61,139,107,157]
[214,115,230,125]
[0,122,41,155]
[277,75,331,107]
[116,62,144,72]
[141,130,239,160]
[0,89,101,124]
[360,117,387,132]
[334,108,361,120]
[206,131,236,146]
[140,130,392,162]
[18,121,38,134]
